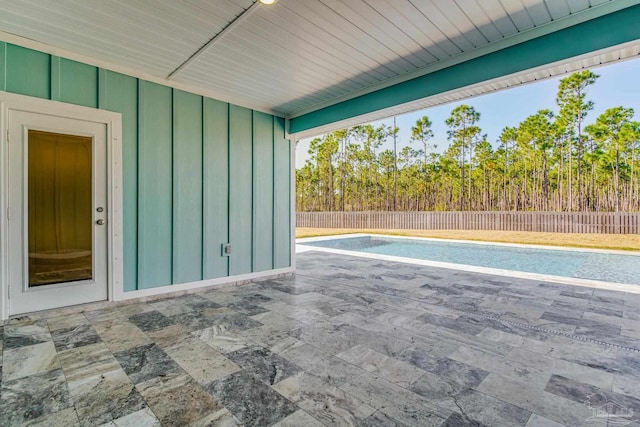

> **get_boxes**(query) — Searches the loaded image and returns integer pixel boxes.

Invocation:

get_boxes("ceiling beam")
[167,1,261,81]
[289,3,640,135]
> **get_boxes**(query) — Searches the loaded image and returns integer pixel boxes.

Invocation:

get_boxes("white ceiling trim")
[0,30,286,118]
[289,39,640,139]
[287,0,640,119]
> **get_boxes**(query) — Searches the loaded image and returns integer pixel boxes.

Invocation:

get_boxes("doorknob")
[96,219,105,225]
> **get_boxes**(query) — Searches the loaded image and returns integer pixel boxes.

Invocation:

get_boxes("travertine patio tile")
[192,325,249,354]
[525,413,567,427]
[145,324,193,350]
[93,320,152,353]
[477,373,594,426]
[2,252,638,427]
[271,409,323,427]
[336,344,424,387]
[137,370,230,426]
[47,313,89,332]
[273,372,376,425]
[3,341,59,381]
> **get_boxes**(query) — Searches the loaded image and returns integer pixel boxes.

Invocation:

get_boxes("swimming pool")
[300,235,640,286]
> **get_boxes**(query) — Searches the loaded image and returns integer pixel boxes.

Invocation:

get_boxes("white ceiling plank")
[430,0,490,47]
[283,0,409,76]
[499,0,536,32]
[184,53,334,99]
[243,13,379,87]
[191,39,351,99]
[0,0,634,121]
[179,60,333,110]
[319,0,426,70]
[544,0,571,19]
[260,5,393,81]
[0,20,178,76]
[375,0,462,57]
[520,0,553,26]
[195,32,367,97]
[8,0,199,55]
[362,0,447,61]
[222,27,371,91]
[476,0,519,36]
[567,0,592,14]
[0,4,186,75]
[182,0,251,22]
[408,0,476,52]
[454,0,505,41]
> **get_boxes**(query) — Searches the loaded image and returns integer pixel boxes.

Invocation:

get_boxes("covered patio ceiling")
[0,0,639,137]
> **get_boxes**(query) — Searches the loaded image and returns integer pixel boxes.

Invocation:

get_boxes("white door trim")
[0,91,123,320]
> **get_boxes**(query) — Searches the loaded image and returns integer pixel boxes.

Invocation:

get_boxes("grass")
[296,228,640,251]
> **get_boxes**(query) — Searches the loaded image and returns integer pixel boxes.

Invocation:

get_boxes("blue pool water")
[303,236,640,285]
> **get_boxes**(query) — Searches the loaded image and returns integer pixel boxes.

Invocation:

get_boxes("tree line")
[296,70,640,212]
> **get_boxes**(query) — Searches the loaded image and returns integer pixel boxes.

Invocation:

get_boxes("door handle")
[96,219,105,225]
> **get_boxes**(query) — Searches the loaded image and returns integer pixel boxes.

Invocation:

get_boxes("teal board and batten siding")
[0,43,292,292]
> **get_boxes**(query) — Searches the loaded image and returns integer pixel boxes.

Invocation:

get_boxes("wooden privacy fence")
[296,211,640,234]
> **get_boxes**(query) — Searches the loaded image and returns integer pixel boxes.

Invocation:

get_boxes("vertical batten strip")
[226,102,231,276]
[50,56,60,101]
[0,42,5,91]
[201,96,205,281]
[251,110,255,273]
[97,69,107,109]
[272,116,276,270]
[170,88,174,284]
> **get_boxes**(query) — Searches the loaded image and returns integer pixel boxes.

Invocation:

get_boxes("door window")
[27,130,93,286]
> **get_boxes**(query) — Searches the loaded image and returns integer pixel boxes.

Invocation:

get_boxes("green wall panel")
[273,117,291,269]
[58,58,98,108]
[203,98,230,279]
[252,112,274,272]
[5,44,50,99]
[99,70,139,292]
[137,81,173,289]
[2,43,292,293]
[172,90,203,284]
[229,105,253,276]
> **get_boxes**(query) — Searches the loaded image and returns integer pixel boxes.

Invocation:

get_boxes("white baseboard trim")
[113,267,295,302]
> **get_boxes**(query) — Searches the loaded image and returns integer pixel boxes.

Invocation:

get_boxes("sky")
[295,57,640,169]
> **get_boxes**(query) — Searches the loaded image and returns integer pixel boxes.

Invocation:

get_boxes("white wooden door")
[8,110,108,315]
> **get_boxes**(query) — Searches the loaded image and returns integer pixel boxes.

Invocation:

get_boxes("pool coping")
[296,233,640,295]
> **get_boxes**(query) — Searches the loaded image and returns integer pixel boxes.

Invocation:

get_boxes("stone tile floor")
[1,251,640,426]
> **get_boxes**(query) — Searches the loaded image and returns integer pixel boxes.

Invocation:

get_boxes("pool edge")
[296,234,640,295]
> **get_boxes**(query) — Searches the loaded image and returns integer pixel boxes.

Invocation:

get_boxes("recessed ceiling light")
[259,0,277,4]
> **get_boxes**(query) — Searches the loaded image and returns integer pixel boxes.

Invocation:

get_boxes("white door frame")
[0,91,123,320]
